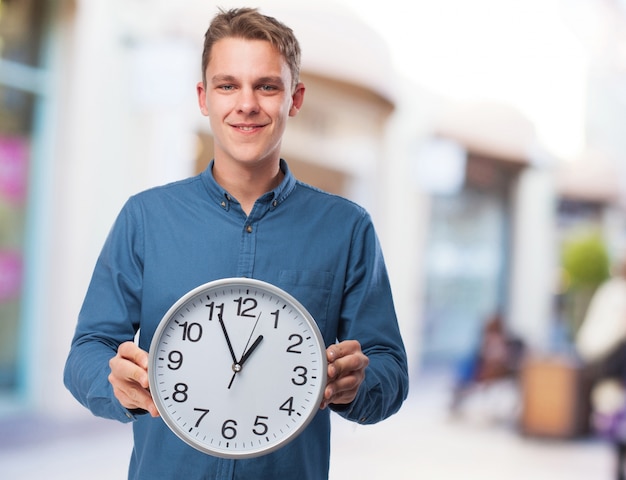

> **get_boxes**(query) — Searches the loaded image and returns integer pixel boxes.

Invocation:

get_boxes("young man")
[64,7,408,479]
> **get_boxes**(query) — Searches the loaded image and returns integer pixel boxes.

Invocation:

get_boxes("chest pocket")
[278,270,334,341]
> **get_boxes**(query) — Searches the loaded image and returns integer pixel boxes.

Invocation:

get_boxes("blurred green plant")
[562,232,610,288]
[561,231,610,336]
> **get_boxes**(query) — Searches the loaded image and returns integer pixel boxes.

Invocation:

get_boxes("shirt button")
[246,225,253,233]
[272,200,278,207]
[221,201,226,208]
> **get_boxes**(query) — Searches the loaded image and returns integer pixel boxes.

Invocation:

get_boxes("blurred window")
[0,0,47,391]
[421,153,518,367]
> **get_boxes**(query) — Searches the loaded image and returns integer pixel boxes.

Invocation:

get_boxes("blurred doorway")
[421,153,521,367]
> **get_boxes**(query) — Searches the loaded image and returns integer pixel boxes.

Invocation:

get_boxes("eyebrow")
[210,74,285,87]
[210,74,236,84]
[256,76,285,86]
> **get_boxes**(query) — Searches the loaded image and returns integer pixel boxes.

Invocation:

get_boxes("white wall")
[508,167,558,350]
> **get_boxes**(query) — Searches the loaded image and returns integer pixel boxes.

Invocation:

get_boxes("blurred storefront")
[0,0,53,399]
[417,101,552,366]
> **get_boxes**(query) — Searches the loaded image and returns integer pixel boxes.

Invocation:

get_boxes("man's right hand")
[108,341,160,417]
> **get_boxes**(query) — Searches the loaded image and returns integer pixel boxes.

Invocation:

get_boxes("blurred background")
[2,0,626,478]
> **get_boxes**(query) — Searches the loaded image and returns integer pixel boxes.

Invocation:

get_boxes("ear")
[197,81,209,116]
[289,82,305,117]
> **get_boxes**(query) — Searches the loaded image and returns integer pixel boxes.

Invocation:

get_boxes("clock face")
[148,278,327,459]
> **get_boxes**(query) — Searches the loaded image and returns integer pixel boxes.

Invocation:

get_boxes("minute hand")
[218,314,238,364]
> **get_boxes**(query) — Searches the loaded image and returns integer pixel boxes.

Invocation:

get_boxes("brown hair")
[201,7,301,91]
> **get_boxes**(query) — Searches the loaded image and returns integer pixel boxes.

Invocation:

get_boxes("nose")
[236,87,260,115]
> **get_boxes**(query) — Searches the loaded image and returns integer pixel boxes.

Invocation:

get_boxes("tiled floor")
[0,375,616,479]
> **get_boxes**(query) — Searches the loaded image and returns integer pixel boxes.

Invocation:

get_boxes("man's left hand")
[320,340,369,409]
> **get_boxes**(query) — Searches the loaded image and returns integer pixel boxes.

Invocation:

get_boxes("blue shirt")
[64,160,408,480]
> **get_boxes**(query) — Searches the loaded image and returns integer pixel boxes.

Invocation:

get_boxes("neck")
[213,159,283,215]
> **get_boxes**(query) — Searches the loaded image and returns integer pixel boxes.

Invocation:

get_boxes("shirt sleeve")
[330,213,409,424]
[63,199,145,423]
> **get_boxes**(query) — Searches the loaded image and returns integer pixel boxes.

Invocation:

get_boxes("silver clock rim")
[147,277,328,459]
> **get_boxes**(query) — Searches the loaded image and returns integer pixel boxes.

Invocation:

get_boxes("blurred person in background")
[577,256,626,480]
[62,7,408,480]
[450,312,525,415]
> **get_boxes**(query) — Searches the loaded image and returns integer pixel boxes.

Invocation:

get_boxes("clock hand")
[227,335,263,390]
[238,335,264,367]
[218,313,237,364]
[227,312,264,390]
[241,311,262,355]
[227,371,238,390]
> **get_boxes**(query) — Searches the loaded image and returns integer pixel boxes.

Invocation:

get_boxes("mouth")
[232,124,265,132]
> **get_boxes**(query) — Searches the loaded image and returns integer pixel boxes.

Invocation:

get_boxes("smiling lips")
[231,123,266,132]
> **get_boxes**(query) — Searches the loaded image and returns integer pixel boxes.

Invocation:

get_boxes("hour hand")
[239,335,264,367]
[227,335,263,390]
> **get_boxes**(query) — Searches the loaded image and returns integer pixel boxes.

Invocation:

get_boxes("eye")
[218,84,235,91]
[258,84,278,92]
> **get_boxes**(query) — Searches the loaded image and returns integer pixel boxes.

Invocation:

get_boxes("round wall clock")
[148,277,327,459]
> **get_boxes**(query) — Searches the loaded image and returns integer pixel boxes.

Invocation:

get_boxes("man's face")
[197,37,304,169]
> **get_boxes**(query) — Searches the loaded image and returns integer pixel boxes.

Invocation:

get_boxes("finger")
[116,342,150,387]
[111,378,160,417]
[109,343,155,413]
[321,374,362,408]
[110,353,149,389]
[321,359,368,408]
[118,341,149,370]
[326,361,366,394]
[329,369,365,395]
[328,350,369,380]
[326,340,360,363]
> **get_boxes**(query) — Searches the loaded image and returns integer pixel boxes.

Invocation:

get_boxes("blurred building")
[1,0,625,420]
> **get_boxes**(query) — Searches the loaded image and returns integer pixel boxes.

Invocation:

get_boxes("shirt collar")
[200,159,296,212]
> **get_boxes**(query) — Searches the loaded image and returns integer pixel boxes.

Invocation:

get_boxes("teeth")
[239,126,255,131]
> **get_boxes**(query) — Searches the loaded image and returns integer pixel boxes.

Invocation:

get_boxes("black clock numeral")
[286,334,303,354]
[222,419,238,439]
[179,321,202,342]
[206,301,224,321]
[291,366,308,386]
[234,296,257,317]
[193,408,210,427]
[252,415,269,436]
[271,309,279,328]
[167,350,183,370]
[279,397,295,416]
[172,383,188,403]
